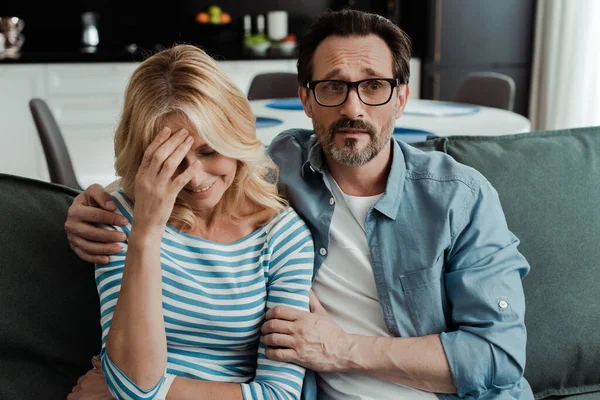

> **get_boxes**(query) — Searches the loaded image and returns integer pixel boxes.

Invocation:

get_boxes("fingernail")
[185,136,193,143]
[178,130,187,137]
[105,200,115,209]
[92,355,100,361]
[120,217,128,225]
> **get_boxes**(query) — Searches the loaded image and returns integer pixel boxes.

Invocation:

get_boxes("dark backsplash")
[1,0,337,55]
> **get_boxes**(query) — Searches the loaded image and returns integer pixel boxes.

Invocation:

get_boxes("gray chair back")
[247,72,299,100]
[452,72,516,111]
[28,98,81,189]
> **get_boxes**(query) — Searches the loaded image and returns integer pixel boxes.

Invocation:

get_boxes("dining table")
[250,97,532,146]
[78,97,531,189]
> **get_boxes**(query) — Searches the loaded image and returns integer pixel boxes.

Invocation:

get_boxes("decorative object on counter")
[244,15,270,56]
[195,5,231,25]
[267,11,288,41]
[271,33,297,56]
[81,12,99,53]
[0,16,25,58]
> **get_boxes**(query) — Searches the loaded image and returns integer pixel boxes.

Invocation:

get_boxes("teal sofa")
[0,126,599,399]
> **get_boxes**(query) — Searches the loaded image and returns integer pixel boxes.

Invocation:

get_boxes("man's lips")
[335,128,370,134]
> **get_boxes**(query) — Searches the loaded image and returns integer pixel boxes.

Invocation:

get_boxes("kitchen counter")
[0,46,299,64]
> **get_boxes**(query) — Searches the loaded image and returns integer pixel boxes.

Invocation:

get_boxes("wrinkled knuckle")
[164,159,178,170]
[271,306,283,319]
[152,152,164,164]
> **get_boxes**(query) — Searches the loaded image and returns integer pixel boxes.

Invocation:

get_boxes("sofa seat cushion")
[0,174,100,400]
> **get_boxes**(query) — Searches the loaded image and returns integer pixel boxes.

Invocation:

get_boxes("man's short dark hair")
[297,9,412,86]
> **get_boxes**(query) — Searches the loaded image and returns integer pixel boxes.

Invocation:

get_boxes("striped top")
[95,190,314,400]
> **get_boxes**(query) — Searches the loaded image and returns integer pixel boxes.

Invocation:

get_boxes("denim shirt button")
[499,300,509,309]
[329,197,335,205]
[319,248,327,256]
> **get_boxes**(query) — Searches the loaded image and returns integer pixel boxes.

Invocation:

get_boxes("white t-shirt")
[312,173,437,400]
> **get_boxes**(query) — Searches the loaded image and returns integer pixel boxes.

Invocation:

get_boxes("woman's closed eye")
[195,145,217,157]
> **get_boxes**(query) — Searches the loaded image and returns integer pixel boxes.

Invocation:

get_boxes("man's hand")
[262,290,351,372]
[65,184,128,265]
[67,356,112,399]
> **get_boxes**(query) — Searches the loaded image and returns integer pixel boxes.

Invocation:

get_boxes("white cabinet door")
[0,65,47,181]
[45,63,138,188]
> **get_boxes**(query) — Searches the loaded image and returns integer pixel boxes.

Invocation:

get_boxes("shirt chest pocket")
[399,265,448,336]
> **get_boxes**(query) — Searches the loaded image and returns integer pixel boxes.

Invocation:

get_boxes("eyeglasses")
[305,78,402,107]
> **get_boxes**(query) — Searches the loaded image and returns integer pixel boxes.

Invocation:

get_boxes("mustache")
[328,118,377,137]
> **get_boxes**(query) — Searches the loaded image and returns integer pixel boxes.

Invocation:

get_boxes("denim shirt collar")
[302,135,325,177]
[374,138,406,220]
[303,135,406,220]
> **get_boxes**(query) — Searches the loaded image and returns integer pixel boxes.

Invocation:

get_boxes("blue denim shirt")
[267,129,534,400]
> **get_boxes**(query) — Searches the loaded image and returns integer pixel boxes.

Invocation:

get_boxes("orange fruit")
[220,13,231,24]
[195,12,209,24]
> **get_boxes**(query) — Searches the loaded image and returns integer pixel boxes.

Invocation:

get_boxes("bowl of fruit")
[244,33,271,56]
[195,5,231,25]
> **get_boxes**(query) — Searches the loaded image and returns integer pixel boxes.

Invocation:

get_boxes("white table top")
[251,98,531,146]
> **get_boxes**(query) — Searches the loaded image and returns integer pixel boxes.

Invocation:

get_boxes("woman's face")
[161,113,238,213]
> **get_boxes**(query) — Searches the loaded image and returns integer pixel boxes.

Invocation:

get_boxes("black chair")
[247,72,299,100]
[28,98,82,189]
[452,72,516,111]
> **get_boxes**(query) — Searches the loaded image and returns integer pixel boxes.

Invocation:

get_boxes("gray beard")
[314,119,395,167]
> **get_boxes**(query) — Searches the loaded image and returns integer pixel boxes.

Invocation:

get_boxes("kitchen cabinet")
[0,65,47,180]
[0,57,421,187]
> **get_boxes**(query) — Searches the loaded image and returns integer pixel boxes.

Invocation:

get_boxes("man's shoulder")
[268,128,315,161]
[398,140,488,192]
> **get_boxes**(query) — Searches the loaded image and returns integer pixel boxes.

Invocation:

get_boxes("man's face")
[299,34,409,167]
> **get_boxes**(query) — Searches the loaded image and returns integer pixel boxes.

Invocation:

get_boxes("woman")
[70,44,314,400]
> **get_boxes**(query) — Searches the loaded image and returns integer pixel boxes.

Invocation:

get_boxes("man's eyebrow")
[321,67,385,81]
[363,67,384,77]
[322,68,342,80]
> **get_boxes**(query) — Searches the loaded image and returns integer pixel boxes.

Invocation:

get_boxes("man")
[65,9,533,400]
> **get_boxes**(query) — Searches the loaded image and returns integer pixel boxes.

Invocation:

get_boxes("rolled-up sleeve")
[241,212,315,400]
[441,180,530,398]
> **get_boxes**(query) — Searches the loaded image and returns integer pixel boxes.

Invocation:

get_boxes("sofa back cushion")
[0,174,100,400]
[416,126,600,398]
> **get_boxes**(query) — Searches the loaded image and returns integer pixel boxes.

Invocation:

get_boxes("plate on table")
[393,127,435,143]
[265,98,303,110]
[404,101,480,117]
[255,116,284,129]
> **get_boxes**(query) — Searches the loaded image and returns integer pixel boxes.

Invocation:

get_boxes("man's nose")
[339,88,365,119]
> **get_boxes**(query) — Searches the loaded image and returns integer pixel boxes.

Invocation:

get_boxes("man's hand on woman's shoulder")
[64,183,128,265]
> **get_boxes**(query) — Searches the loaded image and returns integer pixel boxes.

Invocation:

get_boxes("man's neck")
[325,143,392,197]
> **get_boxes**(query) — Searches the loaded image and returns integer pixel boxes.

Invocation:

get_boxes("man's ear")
[395,84,410,119]
[298,86,313,118]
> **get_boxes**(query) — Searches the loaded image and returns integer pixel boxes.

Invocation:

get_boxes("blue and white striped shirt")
[95,190,314,400]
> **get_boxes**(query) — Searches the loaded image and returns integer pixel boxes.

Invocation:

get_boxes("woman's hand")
[132,127,196,235]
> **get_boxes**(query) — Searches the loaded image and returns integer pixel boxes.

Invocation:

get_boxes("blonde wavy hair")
[113,44,287,232]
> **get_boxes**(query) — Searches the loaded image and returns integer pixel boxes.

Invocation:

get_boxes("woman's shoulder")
[108,189,134,225]
[264,206,313,244]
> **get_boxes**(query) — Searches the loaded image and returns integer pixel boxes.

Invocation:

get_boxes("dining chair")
[452,72,516,111]
[28,98,82,189]
[247,72,299,100]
